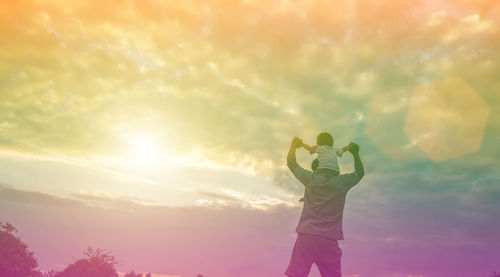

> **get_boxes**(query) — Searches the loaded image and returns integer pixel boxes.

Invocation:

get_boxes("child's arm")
[342,144,351,153]
[301,143,318,154]
[336,144,352,157]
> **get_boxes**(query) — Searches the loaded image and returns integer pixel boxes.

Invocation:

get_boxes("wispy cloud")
[2,184,499,277]
[1,1,500,276]
[2,0,497,174]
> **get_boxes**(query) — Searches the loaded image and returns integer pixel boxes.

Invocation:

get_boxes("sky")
[0,0,500,276]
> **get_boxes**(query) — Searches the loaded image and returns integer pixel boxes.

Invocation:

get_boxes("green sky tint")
[1,2,500,276]
[0,0,499,207]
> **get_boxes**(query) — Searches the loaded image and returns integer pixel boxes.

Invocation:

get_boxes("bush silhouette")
[124,271,142,277]
[124,271,152,277]
[1,223,202,277]
[53,247,118,277]
[0,222,39,277]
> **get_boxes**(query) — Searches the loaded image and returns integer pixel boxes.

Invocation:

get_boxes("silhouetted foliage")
[490,272,500,277]
[0,222,39,277]
[53,247,119,277]
[0,223,161,277]
[197,274,203,277]
[124,270,142,277]
[41,270,60,277]
[84,247,119,266]
[123,270,153,277]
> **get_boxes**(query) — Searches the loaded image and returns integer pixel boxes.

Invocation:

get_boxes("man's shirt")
[289,161,361,240]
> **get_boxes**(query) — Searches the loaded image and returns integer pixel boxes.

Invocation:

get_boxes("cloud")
[0,182,85,208]
[0,184,301,277]
[2,183,500,277]
[196,190,240,202]
[1,0,498,172]
[0,0,498,219]
[1,1,500,275]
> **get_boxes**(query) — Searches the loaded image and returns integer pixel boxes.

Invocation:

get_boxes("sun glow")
[131,136,158,160]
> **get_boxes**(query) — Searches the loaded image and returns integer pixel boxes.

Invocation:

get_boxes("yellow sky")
[1,0,499,207]
[1,2,500,276]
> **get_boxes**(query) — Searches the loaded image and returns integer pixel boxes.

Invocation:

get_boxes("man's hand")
[348,142,364,179]
[291,136,303,149]
[287,136,302,170]
[348,142,360,155]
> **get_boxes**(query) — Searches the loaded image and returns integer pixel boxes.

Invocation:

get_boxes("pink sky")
[1,0,500,276]
[1,183,498,277]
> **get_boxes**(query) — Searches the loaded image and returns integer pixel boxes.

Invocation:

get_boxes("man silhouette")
[285,136,364,277]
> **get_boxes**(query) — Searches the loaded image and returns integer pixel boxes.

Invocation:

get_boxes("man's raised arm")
[287,136,303,170]
[348,142,364,179]
[287,136,314,186]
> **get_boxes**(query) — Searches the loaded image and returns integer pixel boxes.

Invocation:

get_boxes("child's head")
[316,132,334,146]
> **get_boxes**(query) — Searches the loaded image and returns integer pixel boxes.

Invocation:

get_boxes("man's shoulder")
[331,172,360,188]
[290,163,312,176]
[289,164,314,186]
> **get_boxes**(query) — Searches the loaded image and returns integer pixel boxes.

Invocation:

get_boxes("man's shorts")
[285,233,342,277]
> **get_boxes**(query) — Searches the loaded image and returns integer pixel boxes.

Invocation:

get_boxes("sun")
[132,136,157,160]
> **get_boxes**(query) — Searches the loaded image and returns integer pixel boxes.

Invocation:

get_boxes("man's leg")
[313,237,342,277]
[285,233,314,277]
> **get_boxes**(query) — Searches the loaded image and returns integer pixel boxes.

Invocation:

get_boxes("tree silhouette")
[491,272,500,277]
[84,247,119,266]
[41,270,60,277]
[54,247,119,277]
[124,270,142,277]
[0,222,39,277]
[0,223,162,277]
